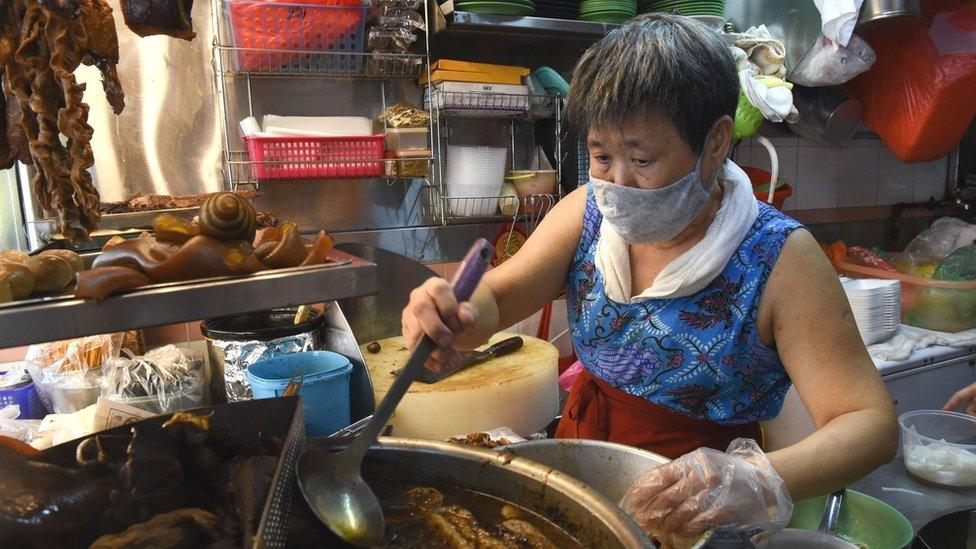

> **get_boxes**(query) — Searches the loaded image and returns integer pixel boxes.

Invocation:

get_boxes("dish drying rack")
[425,87,566,231]
[210,0,436,189]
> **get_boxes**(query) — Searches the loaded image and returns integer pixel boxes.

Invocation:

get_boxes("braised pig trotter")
[89,508,222,549]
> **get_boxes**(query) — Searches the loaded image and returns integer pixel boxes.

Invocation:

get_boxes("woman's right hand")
[401,277,480,372]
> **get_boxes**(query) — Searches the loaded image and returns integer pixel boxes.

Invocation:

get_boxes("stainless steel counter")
[851,458,976,531]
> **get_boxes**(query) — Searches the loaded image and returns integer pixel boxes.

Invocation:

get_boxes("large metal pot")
[858,0,921,28]
[502,439,669,504]
[308,437,652,548]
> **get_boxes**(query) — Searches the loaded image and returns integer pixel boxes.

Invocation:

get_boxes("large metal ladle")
[296,238,494,546]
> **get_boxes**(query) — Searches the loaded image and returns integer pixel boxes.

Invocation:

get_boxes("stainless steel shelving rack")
[209,0,437,190]
[449,11,620,36]
[0,250,378,348]
[425,86,564,226]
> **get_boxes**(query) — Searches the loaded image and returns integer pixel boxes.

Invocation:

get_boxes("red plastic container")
[743,166,793,210]
[243,134,385,180]
[227,0,365,72]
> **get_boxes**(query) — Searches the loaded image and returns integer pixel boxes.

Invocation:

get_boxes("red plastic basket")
[226,0,365,72]
[243,134,385,180]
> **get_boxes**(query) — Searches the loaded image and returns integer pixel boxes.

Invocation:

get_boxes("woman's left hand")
[620,439,793,548]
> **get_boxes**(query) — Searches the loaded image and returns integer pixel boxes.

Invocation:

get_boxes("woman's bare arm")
[762,230,898,501]
[401,186,587,364]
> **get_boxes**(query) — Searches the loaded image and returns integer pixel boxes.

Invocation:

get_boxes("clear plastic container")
[837,259,976,332]
[899,410,976,488]
[385,127,429,152]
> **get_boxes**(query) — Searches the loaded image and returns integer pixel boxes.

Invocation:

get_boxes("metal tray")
[37,397,306,549]
[0,249,377,348]
[31,208,199,241]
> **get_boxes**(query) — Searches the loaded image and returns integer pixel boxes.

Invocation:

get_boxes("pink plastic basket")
[243,134,385,180]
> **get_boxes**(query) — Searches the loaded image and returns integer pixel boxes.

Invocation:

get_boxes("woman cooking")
[402,14,898,546]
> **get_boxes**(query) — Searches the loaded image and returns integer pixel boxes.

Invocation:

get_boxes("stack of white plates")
[843,278,902,345]
[445,145,508,216]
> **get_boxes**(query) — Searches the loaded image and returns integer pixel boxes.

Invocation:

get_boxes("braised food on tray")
[75,192,335,301]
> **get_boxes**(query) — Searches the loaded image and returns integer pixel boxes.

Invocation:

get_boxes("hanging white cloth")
[596,160,760,303]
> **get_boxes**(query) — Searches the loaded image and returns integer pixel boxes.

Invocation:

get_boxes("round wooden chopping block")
[361,332,559,440]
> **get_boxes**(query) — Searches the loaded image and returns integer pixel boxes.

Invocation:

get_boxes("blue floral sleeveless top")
[567,185,803,425]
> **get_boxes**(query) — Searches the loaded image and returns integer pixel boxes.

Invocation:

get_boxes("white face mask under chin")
[591,159,715,244]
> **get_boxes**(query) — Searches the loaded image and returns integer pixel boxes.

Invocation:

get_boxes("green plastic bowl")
[787,490,914,549]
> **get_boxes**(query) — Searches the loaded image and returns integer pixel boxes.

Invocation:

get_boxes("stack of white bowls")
[842,278,902,345]
[445,145,508,216]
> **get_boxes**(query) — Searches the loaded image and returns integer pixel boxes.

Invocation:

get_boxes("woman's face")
[587,109,729,191]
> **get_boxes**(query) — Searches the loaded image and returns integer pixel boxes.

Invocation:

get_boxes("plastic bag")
[903,217,976,267]
[368,0,422,9]
[791,0,876,86]
[25,334,125,414]
[789,33,876,86]
[367,26,417,53]
[934,244,976,281]
[0,365,29,389]
[847,246,900,272]
[375,7,425,31]
[101,345,205,415]
[847,1,976,162]
[0,404,42,444]
[558,360,583,392]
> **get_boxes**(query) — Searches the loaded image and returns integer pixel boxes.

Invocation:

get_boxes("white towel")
[814,0,863,47]
[869,325,976,362]
[595,160,760,303]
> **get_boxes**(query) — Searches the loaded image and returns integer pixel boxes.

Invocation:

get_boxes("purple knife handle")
[449,238,494,303]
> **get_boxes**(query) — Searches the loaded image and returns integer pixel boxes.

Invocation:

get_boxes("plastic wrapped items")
[0,404,41,444]
[377,101,430,128]
[847,246,901,273]
[847,1,976,162]
[934,244,976,281]
[902,217,976,269]
[366,0,425,54]
[0,366,47,419]
[101,345,206,414]
[25,333,127,414]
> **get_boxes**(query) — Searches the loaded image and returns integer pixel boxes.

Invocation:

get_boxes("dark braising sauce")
[372,482,584,548]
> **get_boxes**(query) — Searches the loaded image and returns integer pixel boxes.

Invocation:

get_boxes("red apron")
[555,369,761,459]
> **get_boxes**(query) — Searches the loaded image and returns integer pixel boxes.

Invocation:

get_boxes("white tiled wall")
[733,136,949,210]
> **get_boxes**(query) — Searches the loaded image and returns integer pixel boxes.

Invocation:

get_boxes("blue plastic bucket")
[246,351,353,436]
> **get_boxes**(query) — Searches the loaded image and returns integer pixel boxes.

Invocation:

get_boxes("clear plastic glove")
[620,439,793,548]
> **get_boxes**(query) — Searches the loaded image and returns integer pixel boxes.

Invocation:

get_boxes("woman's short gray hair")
[566,13,739,153]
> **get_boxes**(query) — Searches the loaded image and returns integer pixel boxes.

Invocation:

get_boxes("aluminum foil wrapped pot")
[201,308,324,403]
